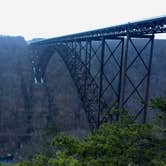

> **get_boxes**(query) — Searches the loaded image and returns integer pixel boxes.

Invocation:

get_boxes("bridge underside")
[29,16,166,129]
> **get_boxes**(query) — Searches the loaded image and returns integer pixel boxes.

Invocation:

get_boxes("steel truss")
[29,16,166,129]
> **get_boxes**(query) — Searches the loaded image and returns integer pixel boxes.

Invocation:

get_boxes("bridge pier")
[120,34,154,123]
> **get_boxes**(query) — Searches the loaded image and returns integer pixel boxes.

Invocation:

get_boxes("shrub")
[14,100,166,166]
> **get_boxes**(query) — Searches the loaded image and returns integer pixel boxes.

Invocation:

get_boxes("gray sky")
[0,0,166,40]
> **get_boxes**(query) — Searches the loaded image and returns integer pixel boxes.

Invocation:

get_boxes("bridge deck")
[31,16,166,45]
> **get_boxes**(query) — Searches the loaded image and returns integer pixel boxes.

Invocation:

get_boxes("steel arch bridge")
[29,16,166,129]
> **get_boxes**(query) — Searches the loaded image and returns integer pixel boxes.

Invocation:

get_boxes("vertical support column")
[66,42,72,61]
[65,42,68,57]
[117,38,124,119]
[79,41,82,60]
[83,39,88,102]
[71,41,75,59]
[65,42,69,60]
[77,41,83,92]
[120,34,130,111]
[98,37,105,127]
[85,39,88,68]
[143,35,154,123]
[78,41,82,84]
[73,40,77,77]
[71,41,74,51]
[88,40,92,73]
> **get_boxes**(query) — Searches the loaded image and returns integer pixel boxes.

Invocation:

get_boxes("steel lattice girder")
[30,16,166,46]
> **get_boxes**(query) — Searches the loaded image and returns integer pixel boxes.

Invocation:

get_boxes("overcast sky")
[0,0,166,40]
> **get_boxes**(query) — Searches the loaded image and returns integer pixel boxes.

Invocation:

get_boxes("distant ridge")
[28,38,45,44]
